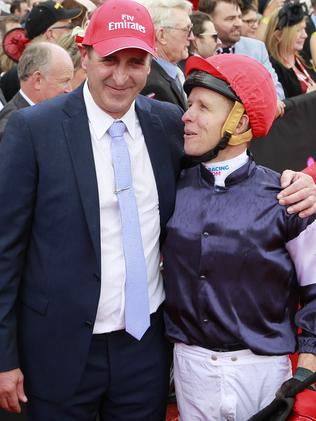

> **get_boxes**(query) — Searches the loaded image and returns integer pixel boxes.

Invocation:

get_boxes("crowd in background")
[0,0,316,120]
[0,0,315,95]
[0,0,311,174]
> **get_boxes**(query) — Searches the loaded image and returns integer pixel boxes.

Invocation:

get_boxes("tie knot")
[108,121,126,138]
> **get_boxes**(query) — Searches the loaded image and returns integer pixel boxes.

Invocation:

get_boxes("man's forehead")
[97,47,150,59]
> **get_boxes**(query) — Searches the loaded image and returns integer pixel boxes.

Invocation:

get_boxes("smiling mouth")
[107,85,131,92]
[184,130,197,136]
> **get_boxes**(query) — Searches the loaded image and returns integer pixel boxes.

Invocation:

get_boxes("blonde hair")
[0,48,16,74]
[58,29,82,72]
[265,10,305,66]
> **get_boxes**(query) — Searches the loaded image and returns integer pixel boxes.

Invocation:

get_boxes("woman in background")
[265,0,316,97]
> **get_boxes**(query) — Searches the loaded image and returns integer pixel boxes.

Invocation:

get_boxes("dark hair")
[191,11,212,37]
[10,0,26,14]
[199,0,242,15]
[240,0,257,14]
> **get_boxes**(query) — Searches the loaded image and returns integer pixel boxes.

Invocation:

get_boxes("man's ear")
[235,114,250,134]
[156,27,167,45]
[146,54,152,75]
[44,28,54,41]
[31,70,43,91]
[81,48,89,71]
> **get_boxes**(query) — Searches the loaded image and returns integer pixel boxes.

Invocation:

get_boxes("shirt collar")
[200,151,256,187]
[19,89,35,106]
[155,57,179,79]
[83,80,137,141]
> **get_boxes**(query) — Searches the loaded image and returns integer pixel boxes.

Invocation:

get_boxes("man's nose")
[182,108,194,123]
[112,66,129,84]
[234,17,242,27]
[188,30,195,41]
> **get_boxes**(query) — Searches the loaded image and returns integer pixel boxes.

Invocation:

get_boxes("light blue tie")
[108,121,150,340]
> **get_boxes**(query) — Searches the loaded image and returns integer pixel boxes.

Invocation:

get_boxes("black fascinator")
[277,0,308,30]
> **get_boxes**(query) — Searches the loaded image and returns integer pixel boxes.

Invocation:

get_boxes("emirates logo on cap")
[109,14,146,34]
[82,0,157,58]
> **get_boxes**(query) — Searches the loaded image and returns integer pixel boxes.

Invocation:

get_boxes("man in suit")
[0,0,184,419]
[0,0,315,420]
[139,0,193,109]
[0,42,74,140]
[0,0,81,102]
[199,0,285,101]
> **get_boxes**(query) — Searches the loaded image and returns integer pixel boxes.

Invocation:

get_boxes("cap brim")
[89,36,157,58]
[58,7,82,20]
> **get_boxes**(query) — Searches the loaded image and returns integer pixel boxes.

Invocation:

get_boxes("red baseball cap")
[82,0,157,58]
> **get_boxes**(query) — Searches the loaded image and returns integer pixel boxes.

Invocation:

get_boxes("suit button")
[84,321,93,328]
[200,275,206,279]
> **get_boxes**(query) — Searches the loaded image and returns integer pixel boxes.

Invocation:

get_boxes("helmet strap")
[184,131,232,166]
[223,102,253,146]
[184,102,252,166]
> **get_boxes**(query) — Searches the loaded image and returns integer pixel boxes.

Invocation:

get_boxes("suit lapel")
[62,87,101,271]
[13,92,29,109]
[153,61,187,110]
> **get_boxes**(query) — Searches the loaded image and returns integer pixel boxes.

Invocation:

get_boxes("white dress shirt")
[83,82,164,334]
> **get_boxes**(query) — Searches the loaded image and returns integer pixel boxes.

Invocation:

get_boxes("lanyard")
[292,57,315,89]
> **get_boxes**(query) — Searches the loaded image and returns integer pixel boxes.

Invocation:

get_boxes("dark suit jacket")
[141,59,187,110]
[0,86,184,402]
[0,65,20,102]
[0,91,29,140]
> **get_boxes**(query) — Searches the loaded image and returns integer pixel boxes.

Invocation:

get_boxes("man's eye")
[102,57,115,64]
[130,60,145,65]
